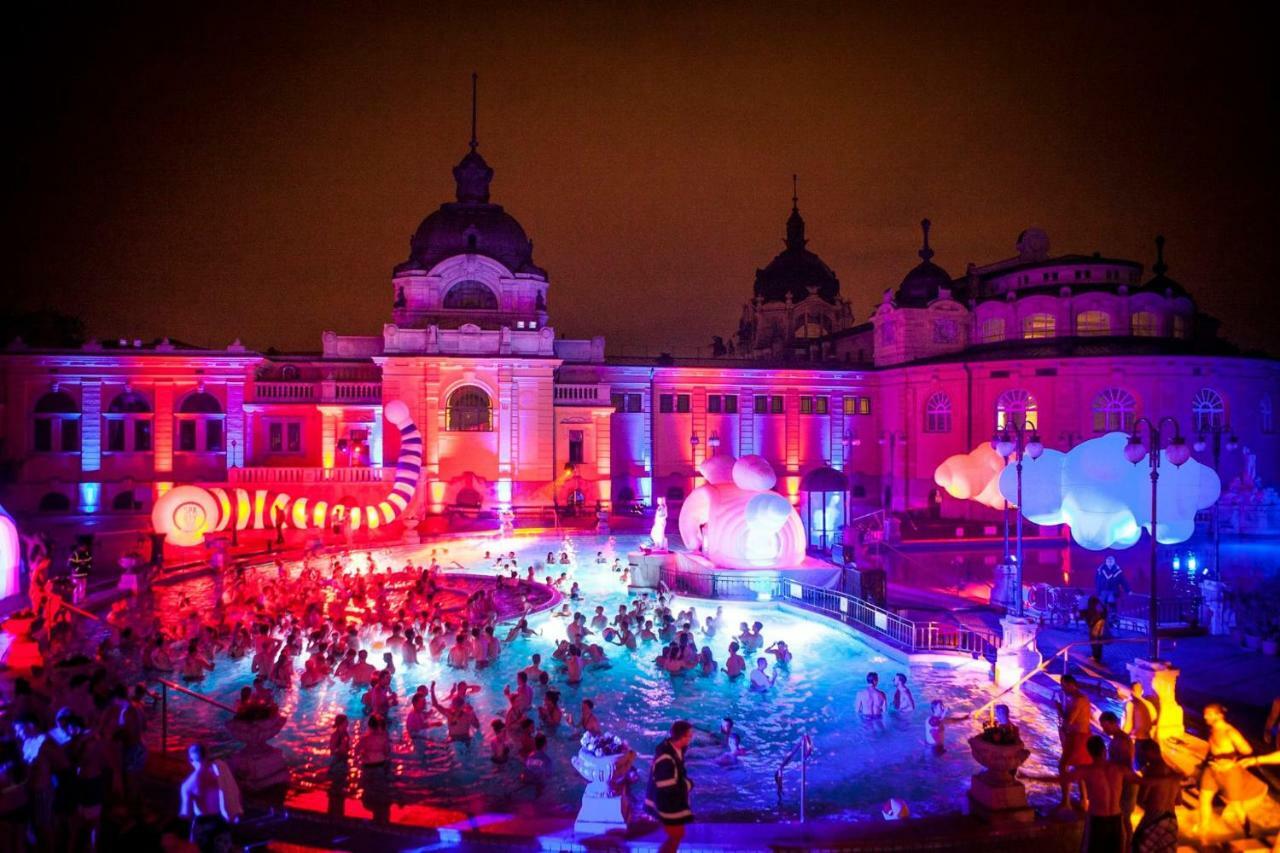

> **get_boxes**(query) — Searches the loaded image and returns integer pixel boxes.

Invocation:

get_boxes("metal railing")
[775,732,814,822]
[659,567,1001,659]
[1113,592,1202,633]
[229,466,394,484]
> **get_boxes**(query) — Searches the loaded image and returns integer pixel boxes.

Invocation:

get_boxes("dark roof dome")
[395,141,544,277]
[1140,235,1186,297]
[895,219,954,307]
[753,189,840,304]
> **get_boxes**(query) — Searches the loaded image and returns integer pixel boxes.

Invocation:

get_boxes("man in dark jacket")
[645,720,695,852]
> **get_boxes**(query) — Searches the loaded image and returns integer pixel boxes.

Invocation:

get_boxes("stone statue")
[650,498,668,551]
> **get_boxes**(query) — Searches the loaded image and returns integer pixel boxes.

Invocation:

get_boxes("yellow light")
[252,490,267,529]
[211,488,232,531]
[292,498,310,529]
[234,489,252,530]
[312,501,328,528]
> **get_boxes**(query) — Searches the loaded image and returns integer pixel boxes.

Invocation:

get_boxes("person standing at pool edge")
[645,720,695,852]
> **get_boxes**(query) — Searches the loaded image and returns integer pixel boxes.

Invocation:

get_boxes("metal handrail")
[774,732,814,822]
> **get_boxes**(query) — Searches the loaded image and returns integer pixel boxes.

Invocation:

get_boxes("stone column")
[994,615,1042,689]
[1199,579,1229,635]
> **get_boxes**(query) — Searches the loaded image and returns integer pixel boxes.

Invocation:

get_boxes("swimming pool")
[144,533,1075,824]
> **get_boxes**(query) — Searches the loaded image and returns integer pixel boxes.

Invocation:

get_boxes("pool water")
[146,534,1074,824]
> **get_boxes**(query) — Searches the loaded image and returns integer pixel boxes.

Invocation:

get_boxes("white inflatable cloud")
[1000,431,1220,551]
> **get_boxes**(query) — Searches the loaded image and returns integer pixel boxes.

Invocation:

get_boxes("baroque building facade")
[2,135,1277,543]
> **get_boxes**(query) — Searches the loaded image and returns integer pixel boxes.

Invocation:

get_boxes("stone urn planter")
[571,744,636,835]
[967,733,1033,824]
[225,713,288,791]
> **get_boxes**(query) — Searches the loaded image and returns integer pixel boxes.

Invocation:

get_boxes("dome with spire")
[753,182,840,304]
[395,76,545,278]
[1140,234,1187,296]
[895,218,954,307]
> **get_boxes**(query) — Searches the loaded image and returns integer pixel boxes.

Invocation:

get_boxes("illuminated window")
[1021,313,1056,339]
[924,392,952,433]
[1192,388,1225,433]
[1092,388,1136,433]
[843,396,871,416]
[105,391,153,453]
[1075,310,1111,336]
[1131,312,1159,337]
[1262,394,1274,434]
[996,389,1037,431]
[442,280,498,310]
[176,391,226,452]
[1172,315,1188,338]
[980,317,1006,343]
[445,386,493,431]
[800,396,828,415]
[33,390,80,453]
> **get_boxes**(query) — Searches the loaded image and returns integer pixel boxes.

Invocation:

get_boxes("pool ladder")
[774,732,815,822]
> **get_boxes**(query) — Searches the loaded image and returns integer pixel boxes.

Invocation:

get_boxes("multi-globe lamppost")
[991,421,1044,617]
[1123,417,1193,661]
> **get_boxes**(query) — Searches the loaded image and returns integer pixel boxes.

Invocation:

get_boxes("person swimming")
[855,672,887,718]
[749,657,777,692]
[722,641,746,678]
[891,673,915,712]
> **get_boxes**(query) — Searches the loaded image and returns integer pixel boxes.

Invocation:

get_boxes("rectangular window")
[676,394,691,413]
[980,317,1006,343]
[800,396,812,415]
[107,419,125,452]
[723,394,737,414]
[771,396,784,414]
[857,396,871,416]
[286,422,301,453]
[568,429,584,465]
[134,420,152,452]
[611,393,625,412]
[815,396,828,415]
[178,420,197,452]
[60,418,79,452]
[207,420,224,451]
[707,395,721,414]
[34,418,53,452]
[754,395,768,414]
[269,422,283,453]
[626,393,642,413]
[843,397,856,415]
[659,394,674,414]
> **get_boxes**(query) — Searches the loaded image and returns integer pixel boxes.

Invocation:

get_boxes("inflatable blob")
[678,455,805,569]
[698,454,737,486]
[0,503,19,600]
[933,444,1008,510]
[1001,431,1220,551]
[153,401,423,546]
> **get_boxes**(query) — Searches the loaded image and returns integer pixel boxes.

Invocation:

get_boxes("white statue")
[650,498,668,551]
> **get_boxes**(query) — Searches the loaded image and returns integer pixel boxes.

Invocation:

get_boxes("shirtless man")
[1197,702,1265,841]
[1121,681,1156,748]
[179,744,230,820]
[854,672,887,718]
[1056,675,1093,809]
[722,641,746,678]
[1063,736,1137,852]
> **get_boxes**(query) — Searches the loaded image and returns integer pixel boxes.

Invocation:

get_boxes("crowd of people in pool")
[3,537,1280,851]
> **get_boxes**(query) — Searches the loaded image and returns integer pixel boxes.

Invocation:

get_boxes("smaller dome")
[753,197,840,303]
[1140,235,1187,296]
[894,219,953,307]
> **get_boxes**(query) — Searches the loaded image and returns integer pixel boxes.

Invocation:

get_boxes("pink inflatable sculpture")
[678,454,806,569]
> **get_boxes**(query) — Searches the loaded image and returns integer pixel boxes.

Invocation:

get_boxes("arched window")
[1131,312,1159,337]
[1021,313,1056,339]
[38,491,71,513]
[442,280,498,311]
[794,314,827,339]
[996,389,1037,431]
[105,391,153,453]
[1192,388,1226,433]
[176,391,226,452]
[445,386,493,431]
[1172,314,1188,338]
[924,392,952,433]
[1262,394,1274,435]
[112,490,139,511]
[1075,310,1111,336]
[980,316,1006,343]
[33,390,80,453]
[1092,388,1136,433]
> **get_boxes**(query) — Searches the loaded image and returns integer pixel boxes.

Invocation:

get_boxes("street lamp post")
[1193,424,1238,580]
[878,430,907,514]
[841,430,860,530]
[1124,418,1193,661]
[992,421,1044,617]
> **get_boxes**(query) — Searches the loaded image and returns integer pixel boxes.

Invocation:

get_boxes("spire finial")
[918,218,934,263]
[792,174,799,211]
[469,72,479,151]
[1153,234,1167,276]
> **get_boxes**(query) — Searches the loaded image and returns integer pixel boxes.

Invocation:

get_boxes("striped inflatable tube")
[152,400,422,546]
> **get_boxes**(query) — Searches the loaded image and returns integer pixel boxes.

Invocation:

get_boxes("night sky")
[12,3,1276,356]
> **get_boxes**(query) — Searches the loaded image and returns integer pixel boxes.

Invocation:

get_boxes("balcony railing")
[228,466,394,484]
[554,384,609,405]
[250,382,382,404]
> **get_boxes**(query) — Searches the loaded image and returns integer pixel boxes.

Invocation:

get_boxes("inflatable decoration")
[933,443,1009,510]
[0,503,19,600]
[1000,431,1220,551]
[678,454,806,569]
[152,400,423,546]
